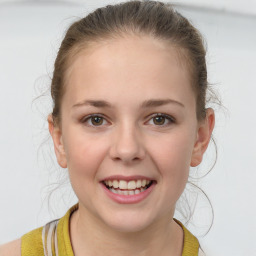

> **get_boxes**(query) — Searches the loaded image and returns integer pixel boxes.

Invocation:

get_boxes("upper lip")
[101,175,155,182]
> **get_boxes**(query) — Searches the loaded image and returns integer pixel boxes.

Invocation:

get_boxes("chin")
[101,211,156,234]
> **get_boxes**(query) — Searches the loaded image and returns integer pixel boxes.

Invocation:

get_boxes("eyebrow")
[72,98,184,108]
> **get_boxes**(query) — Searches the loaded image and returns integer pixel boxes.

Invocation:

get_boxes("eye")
[148,113,175,126]
[81,114,107,127]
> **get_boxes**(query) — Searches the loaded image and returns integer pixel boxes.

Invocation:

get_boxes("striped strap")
[42,219,59,256]
[198,248,206,256]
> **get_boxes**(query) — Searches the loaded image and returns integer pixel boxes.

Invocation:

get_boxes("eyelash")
[81,113,175,128]
[148,113,175,126]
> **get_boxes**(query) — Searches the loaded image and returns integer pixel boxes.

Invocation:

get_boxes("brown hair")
[51,0,207,125]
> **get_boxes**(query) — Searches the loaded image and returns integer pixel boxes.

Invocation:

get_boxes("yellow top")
[21,204,200,256]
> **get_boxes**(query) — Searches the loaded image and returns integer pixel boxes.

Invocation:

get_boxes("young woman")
[0,1,215,255]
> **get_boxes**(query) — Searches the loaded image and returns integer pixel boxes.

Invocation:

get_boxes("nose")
[109,123,146,164]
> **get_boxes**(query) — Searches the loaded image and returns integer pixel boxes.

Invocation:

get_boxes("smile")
[102,179,154,196]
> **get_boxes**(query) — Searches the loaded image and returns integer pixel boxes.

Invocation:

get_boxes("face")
[49,35,214,233]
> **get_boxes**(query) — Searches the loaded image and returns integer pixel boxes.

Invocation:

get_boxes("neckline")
[174,218,200,255]
[58,204,199,256]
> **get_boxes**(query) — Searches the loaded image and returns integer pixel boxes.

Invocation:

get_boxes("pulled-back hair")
[51,0,208,125]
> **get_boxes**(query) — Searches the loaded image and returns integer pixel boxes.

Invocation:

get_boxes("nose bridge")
[110,120,145,163]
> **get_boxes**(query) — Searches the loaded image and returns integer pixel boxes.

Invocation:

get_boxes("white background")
[0,1,256,255]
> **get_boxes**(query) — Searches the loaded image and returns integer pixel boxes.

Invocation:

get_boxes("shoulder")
[21,227,44,255]
[0,226,44,256]
[0,239,21,256]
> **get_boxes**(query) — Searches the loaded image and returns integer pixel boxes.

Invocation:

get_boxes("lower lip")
[101,182,155,204]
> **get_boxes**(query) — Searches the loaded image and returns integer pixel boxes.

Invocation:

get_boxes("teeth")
[119,180,128,189]
[113,180,119,188]
[104,179,152,195]
[141,180,146,187]
[128,190,135,195]
[108,186,148,195]
[136,180,141,188]
[135,189,140,194]
[110,188,117,194]
[104,179,151,189]
[127,181,136,190]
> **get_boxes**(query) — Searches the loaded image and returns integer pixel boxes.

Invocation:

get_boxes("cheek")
[63,131,109,181]
[149,131,195,193]
[151,130,195,168]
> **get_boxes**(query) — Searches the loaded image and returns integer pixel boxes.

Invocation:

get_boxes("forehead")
[63,35,194,106]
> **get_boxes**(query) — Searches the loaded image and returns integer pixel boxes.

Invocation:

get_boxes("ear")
[190,108,215,167]
[48,115,67,168]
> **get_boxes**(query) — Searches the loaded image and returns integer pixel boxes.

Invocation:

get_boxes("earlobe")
[190,108,215,167]
[47,115,67,168]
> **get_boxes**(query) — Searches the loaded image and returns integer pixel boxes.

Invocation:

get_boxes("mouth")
[102,179,155,196]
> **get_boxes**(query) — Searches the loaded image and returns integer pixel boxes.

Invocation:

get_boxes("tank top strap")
[21,219,59,256]
[174,218,200,256]
[42,219,59,256]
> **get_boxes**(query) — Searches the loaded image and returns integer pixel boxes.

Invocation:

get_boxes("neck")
[69,204,183,256]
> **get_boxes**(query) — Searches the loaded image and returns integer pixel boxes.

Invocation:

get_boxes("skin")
[0,35,214,256]
[0,239,21,256]
[49,35,214,256]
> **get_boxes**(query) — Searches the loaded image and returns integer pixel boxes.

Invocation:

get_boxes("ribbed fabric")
[56,204,77,256]
[21,226,44,255]
[21,204,199,256]
[174,219,199,256]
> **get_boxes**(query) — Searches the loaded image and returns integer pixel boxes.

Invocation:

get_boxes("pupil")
[154,116,165,125]
[92,116,103,125]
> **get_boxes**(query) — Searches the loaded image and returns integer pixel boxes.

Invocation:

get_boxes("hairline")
[55,32,200,126]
